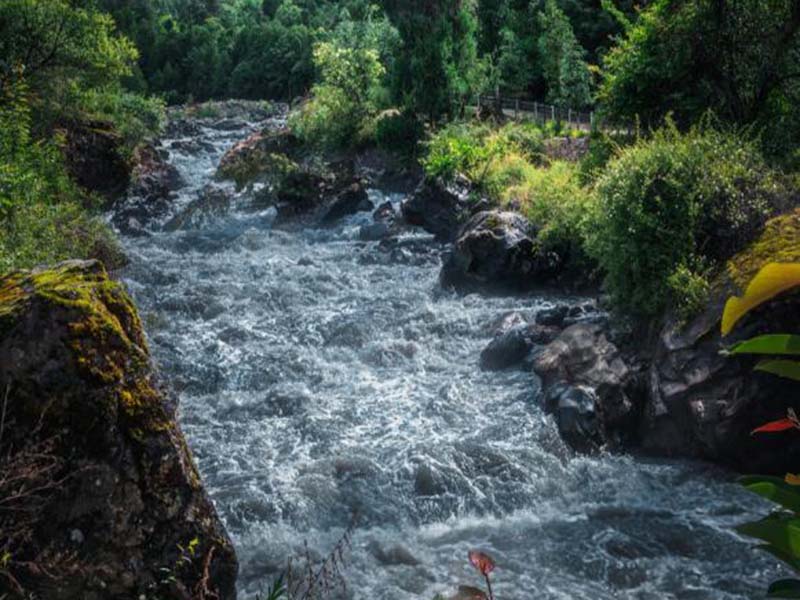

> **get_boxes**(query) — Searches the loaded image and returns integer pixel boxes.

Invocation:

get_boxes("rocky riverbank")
[0,260,238,598]
[214,110,800,475]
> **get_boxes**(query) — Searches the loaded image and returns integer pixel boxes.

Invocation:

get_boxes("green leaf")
[729,335,800,356]
[757,360,800,382]
[740,476,800,513]
[737,514,800,559]
[768,578,800,598]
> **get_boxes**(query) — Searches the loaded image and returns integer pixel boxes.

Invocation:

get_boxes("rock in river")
[0,261,238,599]
[440,210,562,292]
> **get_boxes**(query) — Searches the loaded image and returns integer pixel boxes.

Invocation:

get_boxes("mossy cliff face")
[0,260,237,599]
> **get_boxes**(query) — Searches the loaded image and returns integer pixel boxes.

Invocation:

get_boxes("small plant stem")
[485,574,495,600]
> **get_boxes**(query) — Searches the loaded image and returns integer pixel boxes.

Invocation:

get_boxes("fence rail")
[471,94,633,134]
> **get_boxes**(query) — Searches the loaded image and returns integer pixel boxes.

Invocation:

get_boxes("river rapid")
[117,108,782,599]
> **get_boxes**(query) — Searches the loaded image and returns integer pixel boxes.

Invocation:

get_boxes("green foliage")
[0,0,138,126]
[537,0,592,110]
[599,0,800,164]
[0,73,123,274]
[290,39,386,149]
[666,263,711,323]
[383,0,486,123]
[78,88,166,158]
[374,110,423,156]
[422,120,594,269]
[586,122,779,319]
[578,131,618,185]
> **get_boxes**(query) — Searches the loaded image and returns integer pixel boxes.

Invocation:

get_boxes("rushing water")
[118,112,783,599]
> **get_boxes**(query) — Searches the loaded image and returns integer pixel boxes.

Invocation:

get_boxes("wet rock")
[60,118,131,200]
[373,201,397,223]
[359,222,393,241]
[480,325,534,371]
[537,305,570,328]
[543,383,603,453]
[401,176,472,241]
[480,320,563,371]
[217,127,300,188]
[0,261,238,599]
[643,282,800,472]
[321,182,373,223]
[275,171,327,217]
[414,463,447,496]
[368,541,420,567]
[440,211,561,292]
[533,323,641,450]
[164,185,233,231]
[111,145,185,234]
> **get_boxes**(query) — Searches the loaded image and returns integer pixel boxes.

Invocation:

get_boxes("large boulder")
[60,119,131,200]
[533,323,643,451]
[0,261,238,599]
[401,177,472,241]
[111,144,185,234]
[217,127,301,189]
[321,182,373,224]
[640,209,800,472]
[440,211,562,292]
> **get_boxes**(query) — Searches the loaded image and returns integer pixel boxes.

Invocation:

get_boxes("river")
[117,108,781,599]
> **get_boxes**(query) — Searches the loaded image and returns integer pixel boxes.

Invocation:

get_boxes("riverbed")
[117,110,780,600]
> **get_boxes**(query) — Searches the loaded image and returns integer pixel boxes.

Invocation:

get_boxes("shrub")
[586,122,779,318]
[374,110,424,156]
[0,74,124,274]
[0,201,126,274]
[78,87,166,158]
[289,40,386,150]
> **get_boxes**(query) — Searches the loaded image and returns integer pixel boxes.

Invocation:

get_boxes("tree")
[599,0,800,161]
[537,0,592,109]
[290,39,386,147]
[383,0,485,123]
[0,0,137,108]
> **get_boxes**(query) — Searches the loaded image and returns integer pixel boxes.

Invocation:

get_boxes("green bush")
[421,122,494,181]
[78,87,166,159]
[586,122,779,318]
[374,110,423,156]
[0,75,123,274]
[289,40,386,150]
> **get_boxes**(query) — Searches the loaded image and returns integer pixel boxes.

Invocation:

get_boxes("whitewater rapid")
[118,111,781,599]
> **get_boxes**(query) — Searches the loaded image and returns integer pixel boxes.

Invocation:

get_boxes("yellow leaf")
[721,263,800,336]
[786,474,800,486]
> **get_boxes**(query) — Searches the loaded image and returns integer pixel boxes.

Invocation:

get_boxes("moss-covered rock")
[0,260,237,599]
[641,210,800,472]
[216,127,301,190]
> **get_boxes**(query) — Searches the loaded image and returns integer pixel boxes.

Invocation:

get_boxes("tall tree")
[383,0,485,123]
[537,0,592,109]
[599,0,800,161]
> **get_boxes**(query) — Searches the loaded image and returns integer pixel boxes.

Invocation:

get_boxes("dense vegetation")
[0,0,798,322]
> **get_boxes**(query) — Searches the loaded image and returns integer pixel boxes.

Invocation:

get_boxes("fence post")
[534,102,538,123]
[590,111,594,130]
[551,105,555,122]
[568,109,572,129]
[515,99,519,121]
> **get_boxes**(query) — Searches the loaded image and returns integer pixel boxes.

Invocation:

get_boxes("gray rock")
[440,211,561,292]
[321,182,373,223]
[533,323,641,450]
[401,176,472,241]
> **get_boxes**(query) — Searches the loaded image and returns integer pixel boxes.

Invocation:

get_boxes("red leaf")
[752,418,797,434]
[468,550,495,576]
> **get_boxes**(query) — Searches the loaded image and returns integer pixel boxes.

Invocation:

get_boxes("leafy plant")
[586,121,779,319]
[726,263,800,598]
